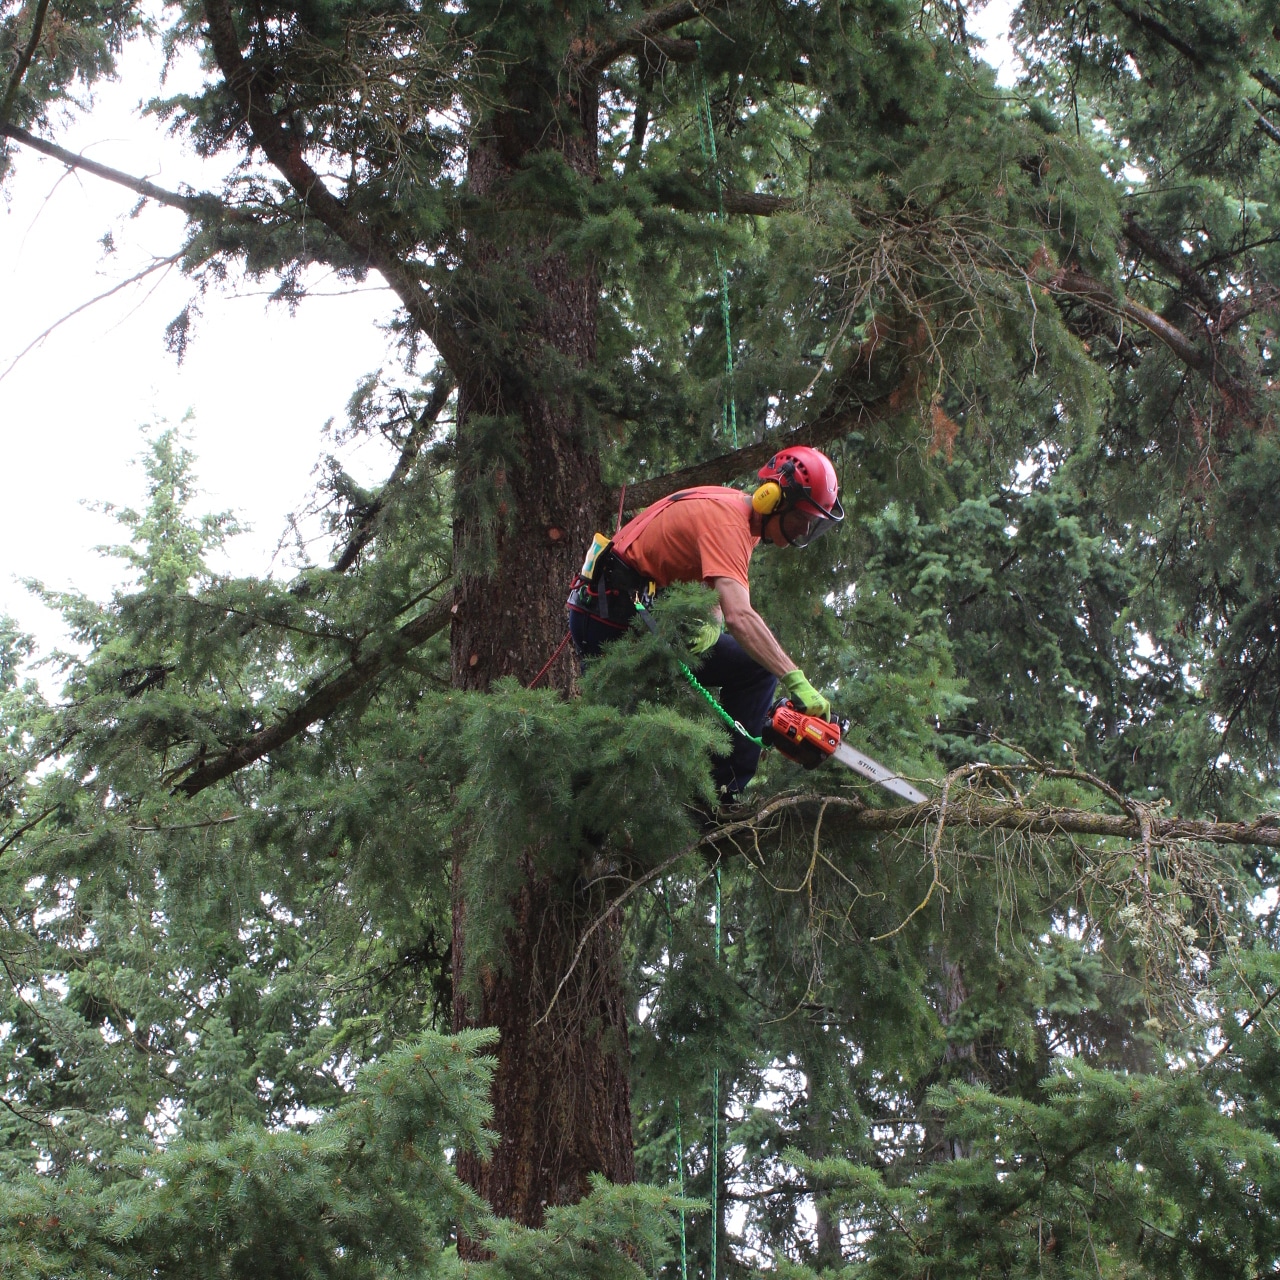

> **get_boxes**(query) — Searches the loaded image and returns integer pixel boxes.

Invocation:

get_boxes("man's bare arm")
[711,577,797,678]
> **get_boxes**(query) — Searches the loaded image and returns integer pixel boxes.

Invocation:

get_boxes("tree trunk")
[924,952,976,1163]
[449,77,636,1234]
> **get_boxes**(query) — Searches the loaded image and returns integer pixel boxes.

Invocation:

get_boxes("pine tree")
[4,0,1280,1274]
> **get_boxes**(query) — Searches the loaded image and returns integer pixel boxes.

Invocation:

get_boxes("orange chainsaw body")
[762,700,848,769]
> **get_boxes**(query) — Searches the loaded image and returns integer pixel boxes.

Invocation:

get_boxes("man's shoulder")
[673,486,751,511]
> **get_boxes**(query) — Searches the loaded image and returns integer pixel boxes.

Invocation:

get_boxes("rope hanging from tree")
[665,57,742,1280]
[694,43,739,451]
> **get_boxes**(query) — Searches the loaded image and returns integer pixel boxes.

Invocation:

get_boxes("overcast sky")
[0,36,405,659]
[0,2,1017,668]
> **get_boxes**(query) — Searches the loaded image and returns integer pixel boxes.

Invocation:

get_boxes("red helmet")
[755,446,845,546]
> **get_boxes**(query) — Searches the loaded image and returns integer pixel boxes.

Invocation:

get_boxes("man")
[568,446,844,799]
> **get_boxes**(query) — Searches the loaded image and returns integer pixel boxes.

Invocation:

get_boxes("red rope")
[528,629,571,689]
[615,482,627,533]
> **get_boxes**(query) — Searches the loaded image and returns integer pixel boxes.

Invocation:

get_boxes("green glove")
[779,668,831,719]
[689,618,723,655]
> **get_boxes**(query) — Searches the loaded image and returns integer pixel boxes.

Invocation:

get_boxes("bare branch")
[1,122,251,222]
[0,805,58,857]
[655,175,795,216]
[1047,267,1218,377]
[0,251,183,385]
[1253,67,1280,100]
[1108,0,1202,67]
[129,815,239,832]
[173,594,454,797]
[715,790,1280,849]
[0,0,52,128]
[1121,212,1220,315]
[1246,96,1280,148]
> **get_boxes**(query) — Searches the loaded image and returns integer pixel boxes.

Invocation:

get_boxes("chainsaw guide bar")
[762,700,927,805]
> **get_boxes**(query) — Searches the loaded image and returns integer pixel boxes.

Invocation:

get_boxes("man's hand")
[689,618,723,655]
[779,669,832,719]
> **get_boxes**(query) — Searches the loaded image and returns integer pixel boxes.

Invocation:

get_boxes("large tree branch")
[1107,0,1203,68]
[1246,96,1280,148]
[620,374,915,509]
[579,0,721,79]
[1,122,251,223]
[1047,267,1219,379]
[0,0,52,127]
[1253,67,1280,100]
[706,791,1280,849]
[173,595,454,797]
[1121,212,1220,316]
[201,0,468,374]
[653,173,796,216]
[332,373,455,573]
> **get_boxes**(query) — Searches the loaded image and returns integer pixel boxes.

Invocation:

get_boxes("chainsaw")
[762,700,927,805]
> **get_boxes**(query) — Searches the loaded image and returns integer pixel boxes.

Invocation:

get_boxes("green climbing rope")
[694,43,739,450]
[634,601,764,746]
[710,864,722,1280]
[650,60,740,1280]
[662,885,690,1280]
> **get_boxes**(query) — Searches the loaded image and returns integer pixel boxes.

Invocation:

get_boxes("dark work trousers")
[568,607,778,796]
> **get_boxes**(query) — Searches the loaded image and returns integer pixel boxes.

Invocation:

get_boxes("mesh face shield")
[778,496,845,547]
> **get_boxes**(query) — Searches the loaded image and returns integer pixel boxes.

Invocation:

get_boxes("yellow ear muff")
[752,481,783,514]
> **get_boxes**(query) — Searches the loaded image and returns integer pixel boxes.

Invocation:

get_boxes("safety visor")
[779,495,845,548]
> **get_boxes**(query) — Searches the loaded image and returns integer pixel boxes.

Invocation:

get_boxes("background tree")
[4,0,1280,1274]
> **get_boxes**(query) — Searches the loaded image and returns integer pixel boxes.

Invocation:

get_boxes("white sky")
[0,37,404,657]
[0,1,1018,666]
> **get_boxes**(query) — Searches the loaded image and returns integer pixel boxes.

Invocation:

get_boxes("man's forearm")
[724,607,796,678]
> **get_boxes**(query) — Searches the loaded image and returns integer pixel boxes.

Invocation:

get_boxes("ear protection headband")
[751,458,798,515]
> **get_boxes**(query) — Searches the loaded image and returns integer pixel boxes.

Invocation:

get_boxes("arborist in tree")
[568,446,844,801]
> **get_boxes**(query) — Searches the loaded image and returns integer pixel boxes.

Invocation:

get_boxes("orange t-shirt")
[612,487,758,589]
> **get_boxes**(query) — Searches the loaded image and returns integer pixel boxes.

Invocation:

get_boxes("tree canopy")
[4,0,1280,1275]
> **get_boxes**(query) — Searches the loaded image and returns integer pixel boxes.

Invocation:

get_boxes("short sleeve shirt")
[612,487,758,589]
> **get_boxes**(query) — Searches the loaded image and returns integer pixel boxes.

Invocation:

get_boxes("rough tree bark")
[448,69,635,1234]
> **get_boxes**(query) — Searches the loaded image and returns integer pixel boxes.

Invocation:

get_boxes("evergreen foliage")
[4,0,1280,1274]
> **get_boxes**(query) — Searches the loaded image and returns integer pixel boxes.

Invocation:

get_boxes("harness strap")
[610,487,742,573]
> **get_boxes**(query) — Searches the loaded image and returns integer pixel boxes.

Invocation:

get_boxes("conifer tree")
[3,0,1280,1274]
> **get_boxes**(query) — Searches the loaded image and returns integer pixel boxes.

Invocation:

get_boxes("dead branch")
[0,251,184,384]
